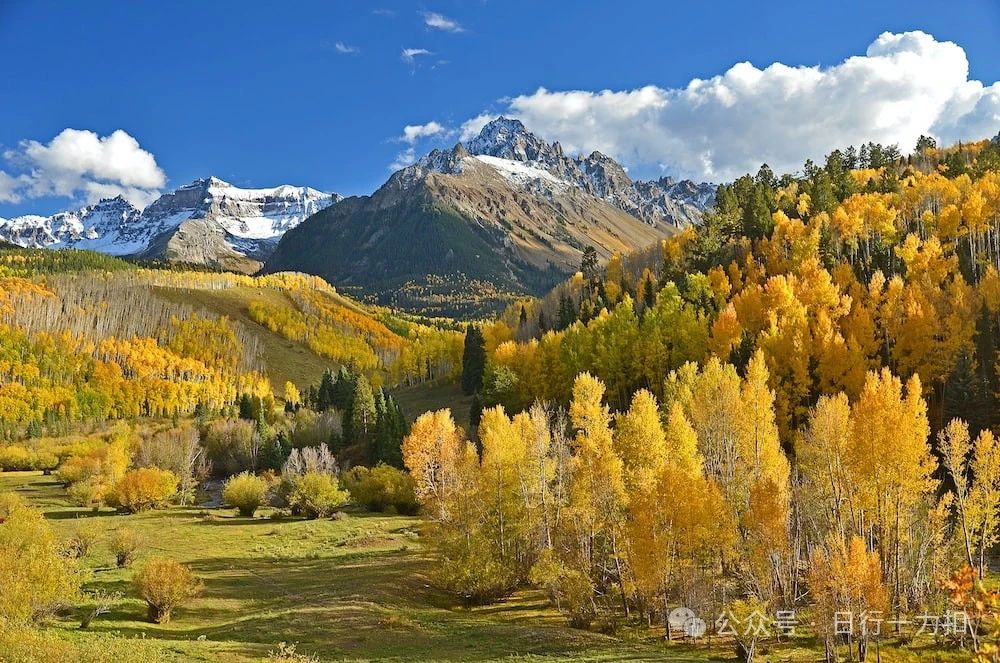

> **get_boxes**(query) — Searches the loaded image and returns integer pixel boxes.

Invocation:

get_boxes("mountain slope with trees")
[265,118,712,318]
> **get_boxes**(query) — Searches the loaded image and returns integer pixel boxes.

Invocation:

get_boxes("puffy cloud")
[401,121,445,144]
[461,31,1000,182]
[422,12,463,33]
[0,172,25,203]
[334,42,359,54]
[401,48,432,64]
[2,128,165,207]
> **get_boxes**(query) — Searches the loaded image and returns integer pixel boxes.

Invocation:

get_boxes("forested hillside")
[0,248,462,439]
[483,136,1000,436]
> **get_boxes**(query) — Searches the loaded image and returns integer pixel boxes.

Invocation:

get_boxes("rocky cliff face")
[0,177,339,271]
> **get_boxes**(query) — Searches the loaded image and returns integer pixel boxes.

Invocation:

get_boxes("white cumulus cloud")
[422,12,463,33]
[1,128,166,207]
[460,31,1000,182]
[401,121,445,144]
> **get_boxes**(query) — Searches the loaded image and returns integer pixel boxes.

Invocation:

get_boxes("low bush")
[288,471,349,519]
[0,494,80,624]
[132,557,202,623]
[342,465,419,515]
[109,527,144,568]
[0,445,35,471]
[62,520,102,559]
[66,478,104,510]
[222,472,269,517]
[106,468,178,513]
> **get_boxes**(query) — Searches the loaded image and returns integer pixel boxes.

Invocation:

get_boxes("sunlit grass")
[0,471,972,662]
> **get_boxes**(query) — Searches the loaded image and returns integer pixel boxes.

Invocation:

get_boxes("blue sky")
[1,0,999,216]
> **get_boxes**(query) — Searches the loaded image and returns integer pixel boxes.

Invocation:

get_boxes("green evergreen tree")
[332,366,355,411]
[461,325,487,395]
[350,374,377,447]
[317,369,337,411]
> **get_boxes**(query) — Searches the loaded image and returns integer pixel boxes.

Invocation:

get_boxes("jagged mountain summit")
[462,117,714,227]
[0,177,340,271]
[265,117,716,317]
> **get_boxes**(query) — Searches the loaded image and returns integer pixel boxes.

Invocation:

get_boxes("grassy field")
[1,471,968,662]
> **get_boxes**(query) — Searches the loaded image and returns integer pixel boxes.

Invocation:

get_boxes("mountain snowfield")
[0,177,340,266]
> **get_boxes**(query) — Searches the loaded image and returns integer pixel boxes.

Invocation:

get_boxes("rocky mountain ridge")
[264,118,712,316]
[0,177,339,271]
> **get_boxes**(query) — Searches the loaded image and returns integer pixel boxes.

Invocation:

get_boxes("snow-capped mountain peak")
[453,116,715,227]
[0,177,341,265]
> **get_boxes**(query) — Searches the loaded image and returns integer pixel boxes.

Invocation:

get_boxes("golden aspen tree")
[566,373,627,612]
[848,369,933,612]
[613,389,666,491]
[798,393,855,541]
[967,429,1000,577]
[939,418,975,567]
[402,409,474,522]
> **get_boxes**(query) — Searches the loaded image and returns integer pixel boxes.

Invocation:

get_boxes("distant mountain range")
[265,117,715,316]
[0,177,339,272]
[0,117,714,315]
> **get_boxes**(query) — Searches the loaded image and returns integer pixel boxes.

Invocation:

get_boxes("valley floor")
[0,471,967,662]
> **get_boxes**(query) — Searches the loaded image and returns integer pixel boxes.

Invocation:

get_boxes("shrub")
[33,451,59,474]
[530,550,595,628]
[0,491,27,521]
[132,557,202,623]
[0,494,80,623]
[342,465,419,515]
[0,445,34,471]
[63,520,102,559]
[222,472,269,517]
[282,445,338,479]
[267,642,319,662]
[109,527,144,568]
[106,468,178,513]
[67,478,104,510]
[288,471,349,519]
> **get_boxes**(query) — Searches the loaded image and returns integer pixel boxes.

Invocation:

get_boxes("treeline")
[0,246,135,276]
